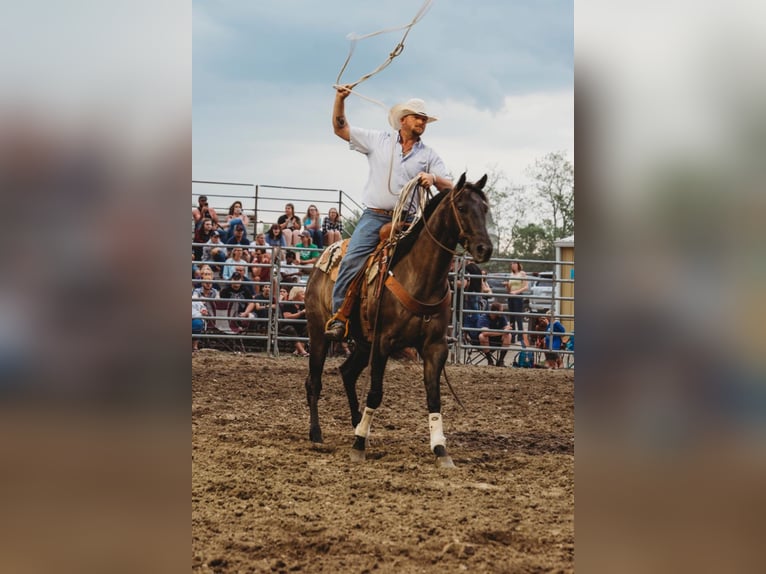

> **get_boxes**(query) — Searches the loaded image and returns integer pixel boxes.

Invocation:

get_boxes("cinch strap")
[385,272,450,316]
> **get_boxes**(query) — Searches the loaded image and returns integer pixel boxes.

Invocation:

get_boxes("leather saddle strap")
[384,272,450,316]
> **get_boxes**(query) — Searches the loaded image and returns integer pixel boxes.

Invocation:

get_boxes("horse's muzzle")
[471,242,492,263]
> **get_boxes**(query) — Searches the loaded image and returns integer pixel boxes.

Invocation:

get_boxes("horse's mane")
[388,188,451,268]
[388,180,487,268]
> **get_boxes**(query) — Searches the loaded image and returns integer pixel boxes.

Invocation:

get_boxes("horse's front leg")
[306,325,330,444]
[350,350,389,462]
[422,340,455,468]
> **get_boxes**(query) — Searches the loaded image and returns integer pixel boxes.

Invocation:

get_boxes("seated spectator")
[192,252,201,286]
[220,271,256,333]
[538,313,567,369]
[265,223,287,259]
[196,263,221,291]
[226,223,251,262]
[280,250,302,283]
[303,204,323,248]
[222,200,250,241]
[322,207,343,246]
[253,284,274,321]
[192,300,208,352]
[478,302,512,367]
[193,217,214,260]
[192,268,220,317]
[278,286,308,356]
[297,230,321,270]
[232,264,257,293]
[251,232,268,259]
[202,230,227,276]
[222,247,248,281]
[193,195,220,230]
[252,250,273,295]
[277,203,302,246]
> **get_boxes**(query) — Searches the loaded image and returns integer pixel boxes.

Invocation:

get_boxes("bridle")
[420,186,477,256]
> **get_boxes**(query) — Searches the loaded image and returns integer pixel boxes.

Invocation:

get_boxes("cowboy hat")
[388,98,439,129]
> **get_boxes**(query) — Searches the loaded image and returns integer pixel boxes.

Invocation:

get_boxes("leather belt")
[367,208,394,217]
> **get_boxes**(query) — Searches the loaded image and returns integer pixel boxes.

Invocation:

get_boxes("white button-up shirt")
[349,126,449,211]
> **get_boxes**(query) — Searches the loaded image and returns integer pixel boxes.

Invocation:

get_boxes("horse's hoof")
[349,447,366,462]
[436,456,455,469]
[309,428,323,443]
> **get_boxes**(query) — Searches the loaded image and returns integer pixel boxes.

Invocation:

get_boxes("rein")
[420,188,469,256]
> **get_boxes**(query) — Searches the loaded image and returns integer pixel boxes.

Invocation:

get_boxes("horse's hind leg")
[339,342,370,429]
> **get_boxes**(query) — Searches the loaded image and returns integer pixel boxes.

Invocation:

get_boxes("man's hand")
[335,84,352,99]
[418,171,435,188]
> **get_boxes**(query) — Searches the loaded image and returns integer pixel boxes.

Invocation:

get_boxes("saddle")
[314,233,393,341]
[315,222,449,341]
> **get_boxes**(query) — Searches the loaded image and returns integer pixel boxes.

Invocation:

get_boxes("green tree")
[525,151,574,245]
[510,222,553,265]
[483,168,537,258]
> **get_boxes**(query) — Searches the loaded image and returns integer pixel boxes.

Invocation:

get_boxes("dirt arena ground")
[192,351,574,573]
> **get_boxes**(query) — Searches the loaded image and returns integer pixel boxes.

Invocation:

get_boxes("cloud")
[193,0,573,206]
[193,0,572,111]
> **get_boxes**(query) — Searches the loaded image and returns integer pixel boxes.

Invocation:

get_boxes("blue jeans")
[307,228,323,249]
[331,209,390,313]
[225,218,247,242]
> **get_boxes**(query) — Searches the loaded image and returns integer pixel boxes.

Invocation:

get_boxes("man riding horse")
[324,85,453,340]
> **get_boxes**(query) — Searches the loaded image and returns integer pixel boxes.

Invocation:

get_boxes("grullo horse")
[304,173,493,467]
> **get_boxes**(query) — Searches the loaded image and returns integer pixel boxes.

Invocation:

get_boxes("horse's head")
[448,173,493,263]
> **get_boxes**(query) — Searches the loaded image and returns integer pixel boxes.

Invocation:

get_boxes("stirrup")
[324,314,349,340]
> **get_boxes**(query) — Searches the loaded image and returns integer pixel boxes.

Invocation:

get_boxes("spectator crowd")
[192,198,571,366]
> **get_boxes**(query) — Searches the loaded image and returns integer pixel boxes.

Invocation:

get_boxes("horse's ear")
[476,174,488,190]
[455,172,467,192]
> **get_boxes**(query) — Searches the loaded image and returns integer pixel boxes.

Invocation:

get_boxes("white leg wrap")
[354,407,376,438]
[429,413,446,451]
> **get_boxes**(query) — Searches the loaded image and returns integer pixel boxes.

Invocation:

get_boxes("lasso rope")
[333,0,434,109]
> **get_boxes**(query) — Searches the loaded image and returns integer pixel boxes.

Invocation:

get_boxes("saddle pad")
[315,240,349,282]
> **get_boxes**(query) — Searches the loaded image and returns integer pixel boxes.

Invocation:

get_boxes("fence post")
[254,184,260,234]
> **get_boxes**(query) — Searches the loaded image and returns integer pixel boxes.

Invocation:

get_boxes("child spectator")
[322,207,343,246]
[303,204,323,248]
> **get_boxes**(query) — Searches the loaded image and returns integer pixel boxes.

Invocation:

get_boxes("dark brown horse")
[304,173,493,467]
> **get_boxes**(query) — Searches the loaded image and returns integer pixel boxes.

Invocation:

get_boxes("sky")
[193,0,573,210]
